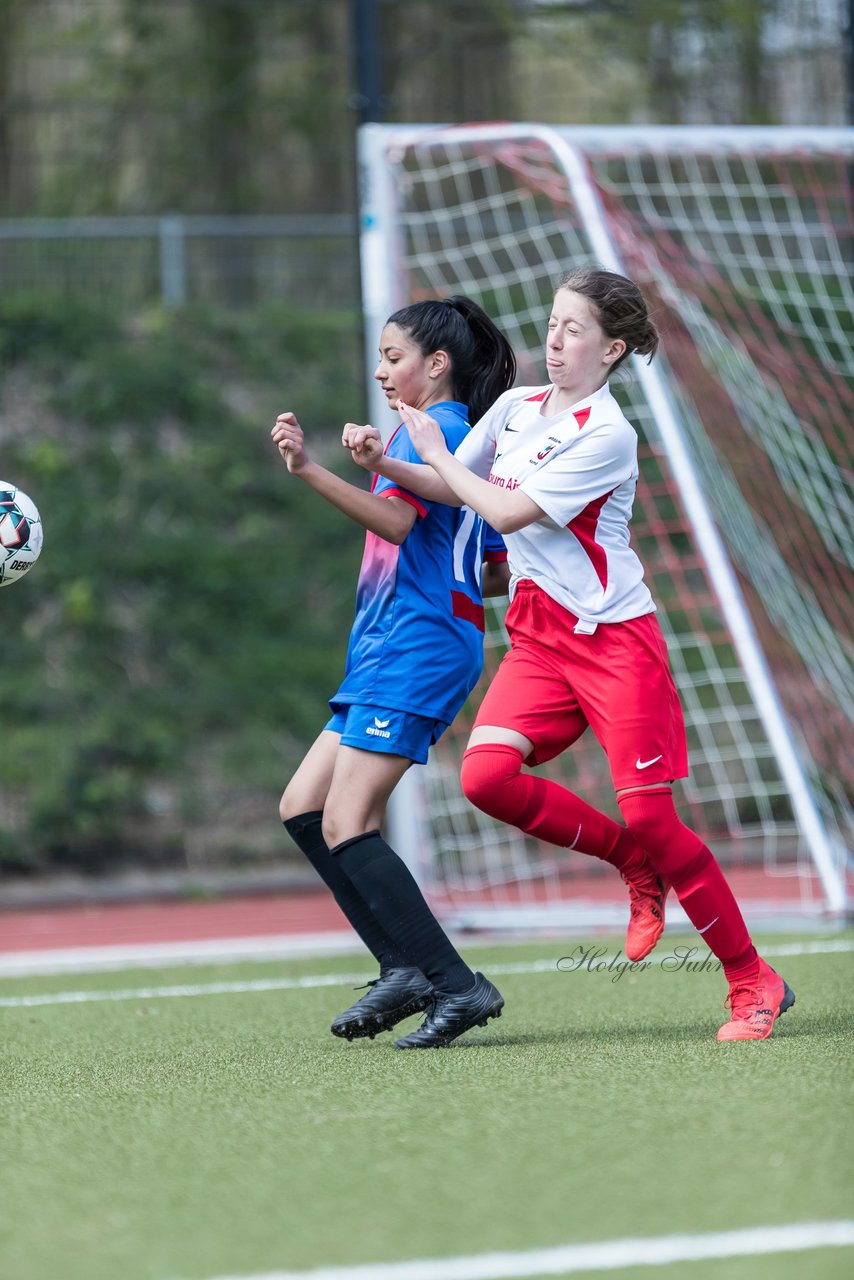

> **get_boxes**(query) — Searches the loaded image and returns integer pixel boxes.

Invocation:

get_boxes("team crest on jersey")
[530,434,562,464]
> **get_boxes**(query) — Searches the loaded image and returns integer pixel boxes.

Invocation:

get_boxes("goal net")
[359,124,853,930]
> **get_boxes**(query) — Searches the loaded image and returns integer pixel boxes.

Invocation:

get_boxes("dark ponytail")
[386,296,516,423]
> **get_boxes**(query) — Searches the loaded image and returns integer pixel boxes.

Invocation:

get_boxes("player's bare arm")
[342,422,462,506]
[482,560,511,597]
[272,413,417,545]
[398,402,544,535]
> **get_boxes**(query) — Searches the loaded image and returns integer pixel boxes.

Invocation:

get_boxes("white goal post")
[359,123,853,929]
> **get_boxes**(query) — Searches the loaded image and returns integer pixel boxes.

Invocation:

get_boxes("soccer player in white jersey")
[345,268,795,1043]
[272,297,516,1048]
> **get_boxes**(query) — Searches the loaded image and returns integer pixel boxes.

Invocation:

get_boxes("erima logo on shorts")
[366,715,392,740]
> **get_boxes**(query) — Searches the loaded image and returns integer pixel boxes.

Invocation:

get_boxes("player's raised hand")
[272,412,308,474]
[342,423,384,470]
[398,401,447,465]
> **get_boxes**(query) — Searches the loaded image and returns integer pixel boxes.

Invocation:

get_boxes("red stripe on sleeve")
[567,491,613,591]
[380,487,428,519]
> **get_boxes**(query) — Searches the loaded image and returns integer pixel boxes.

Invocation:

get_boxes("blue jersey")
[331,401,507,723]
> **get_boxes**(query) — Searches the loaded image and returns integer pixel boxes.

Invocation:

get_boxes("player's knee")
[622,810,673,852]
[280,780,323,827]
[618,789,675,844]
[321,809,373,851]
[618,789,704,876]
[279,784,303,825]
[461,744,526,822]
[321,812,344,849]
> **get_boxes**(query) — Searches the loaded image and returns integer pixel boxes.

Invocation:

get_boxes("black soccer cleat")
[393,972,504,1048]
[330,966,435,1040]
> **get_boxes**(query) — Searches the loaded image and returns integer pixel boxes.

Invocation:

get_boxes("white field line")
[0,915,849,979]
[0,938,850,1009]
[0,931,367,977]
[195,1220,854,1279]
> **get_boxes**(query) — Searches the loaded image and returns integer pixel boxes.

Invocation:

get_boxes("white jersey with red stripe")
[454,381,655,631]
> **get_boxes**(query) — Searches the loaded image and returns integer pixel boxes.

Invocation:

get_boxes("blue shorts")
[325,702,450,766]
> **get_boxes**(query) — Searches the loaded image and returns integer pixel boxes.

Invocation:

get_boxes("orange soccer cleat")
[621,855,670,961]
[717,957,796,1042]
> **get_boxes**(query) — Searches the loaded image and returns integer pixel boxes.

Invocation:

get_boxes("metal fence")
[0,214,359,311]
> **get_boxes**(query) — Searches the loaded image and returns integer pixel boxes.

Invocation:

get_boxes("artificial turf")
[1,933,852,1280]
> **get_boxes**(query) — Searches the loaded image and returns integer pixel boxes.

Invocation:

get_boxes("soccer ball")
[0,482,43,587]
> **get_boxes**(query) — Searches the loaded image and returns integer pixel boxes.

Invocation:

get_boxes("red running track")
[0,866,834,956]
[0,890,351,953]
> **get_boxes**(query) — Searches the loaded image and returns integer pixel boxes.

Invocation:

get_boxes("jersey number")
[452,506,484,585]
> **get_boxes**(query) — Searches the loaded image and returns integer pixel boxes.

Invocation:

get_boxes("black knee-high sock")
[331,829,474,993]
[283,811,409,971]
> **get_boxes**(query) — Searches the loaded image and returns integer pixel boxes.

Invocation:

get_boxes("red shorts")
[473,580,688,791]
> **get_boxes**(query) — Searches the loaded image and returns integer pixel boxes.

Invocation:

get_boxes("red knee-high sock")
[617,788,757,979]
[461,744,638,870]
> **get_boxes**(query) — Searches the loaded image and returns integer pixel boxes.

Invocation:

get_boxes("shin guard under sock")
[461,744,639,870]
[330,829,474,993]
[617,789,757,976]
[283,811,408,970]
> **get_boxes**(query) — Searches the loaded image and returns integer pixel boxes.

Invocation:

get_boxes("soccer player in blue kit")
[271,297,516,1048]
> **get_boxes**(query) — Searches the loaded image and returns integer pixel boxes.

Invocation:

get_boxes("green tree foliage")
[0,297,365,873]
[3,0,845,219]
